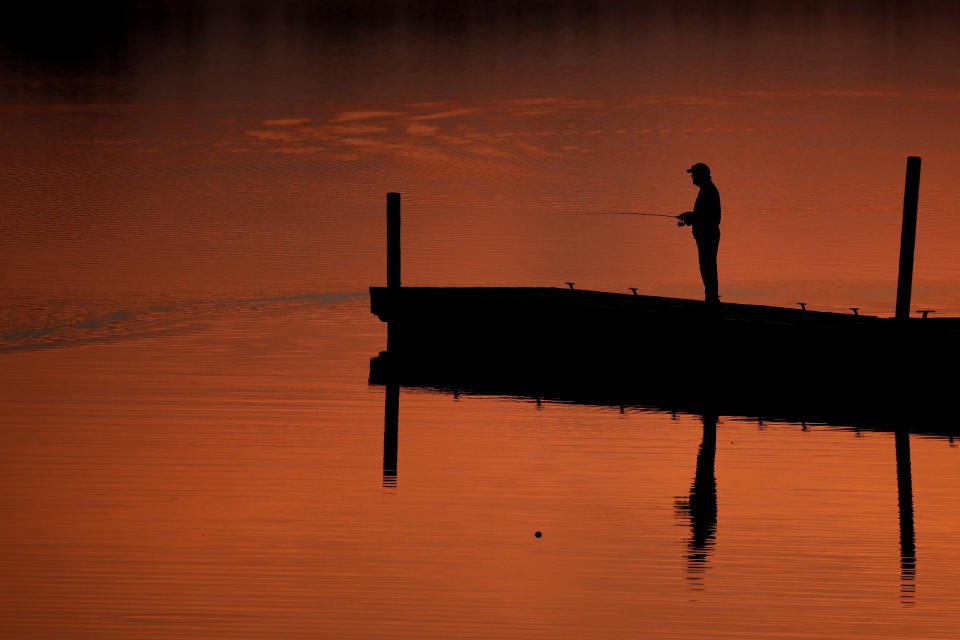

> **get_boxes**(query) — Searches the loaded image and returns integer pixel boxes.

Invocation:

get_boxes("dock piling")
[896,157,922,320]
[387,192,401,289]
[387,192,401,352]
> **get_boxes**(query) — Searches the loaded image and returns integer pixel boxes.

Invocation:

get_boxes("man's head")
[686,162,711,186]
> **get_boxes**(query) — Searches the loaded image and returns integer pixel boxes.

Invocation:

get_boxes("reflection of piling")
[387,192,401,351]
[383,382,399,487]
[895,430,916,602]
[896,157,921,320]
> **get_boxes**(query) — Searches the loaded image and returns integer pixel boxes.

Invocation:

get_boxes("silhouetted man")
[677,163,721,303]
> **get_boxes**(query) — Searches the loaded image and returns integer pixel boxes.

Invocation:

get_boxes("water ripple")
[0,291,368,353]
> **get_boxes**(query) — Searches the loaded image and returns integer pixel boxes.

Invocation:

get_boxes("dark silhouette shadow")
[896,430,916,604]
[673,413,718,584]
[383,381,399,487]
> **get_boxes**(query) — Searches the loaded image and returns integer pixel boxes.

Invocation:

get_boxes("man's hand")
[677,211,694,227]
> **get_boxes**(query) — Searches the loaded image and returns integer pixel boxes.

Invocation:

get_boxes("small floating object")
[797,302,807,310]
[566,282,575,290]
[850,307,860,316]
[535,531,542,538]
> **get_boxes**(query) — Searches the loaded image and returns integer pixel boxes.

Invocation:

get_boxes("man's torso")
[693,181,721,240]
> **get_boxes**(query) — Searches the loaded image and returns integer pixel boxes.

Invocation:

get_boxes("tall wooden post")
[387,192,401,289]
[896,157,921,320]
[387,192,401,352]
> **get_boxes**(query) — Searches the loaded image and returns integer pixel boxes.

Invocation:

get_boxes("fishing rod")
[576,211,679,218]
[576,211,691,226]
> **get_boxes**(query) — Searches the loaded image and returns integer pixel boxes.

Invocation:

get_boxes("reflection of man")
[674,413,718,578]
[677,163,721,303]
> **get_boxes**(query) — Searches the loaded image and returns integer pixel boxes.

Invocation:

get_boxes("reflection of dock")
[374,379,920,600]
[369,342,959,437]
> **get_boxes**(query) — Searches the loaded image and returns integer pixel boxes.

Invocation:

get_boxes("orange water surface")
[2,2,960,638]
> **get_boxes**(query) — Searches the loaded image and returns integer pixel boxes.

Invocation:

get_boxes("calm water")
[2,2,960,638]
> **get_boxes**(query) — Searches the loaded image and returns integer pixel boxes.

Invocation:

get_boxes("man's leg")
[697,236,720,303]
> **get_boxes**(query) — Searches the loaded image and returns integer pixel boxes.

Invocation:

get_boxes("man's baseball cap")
[686,162,710,176]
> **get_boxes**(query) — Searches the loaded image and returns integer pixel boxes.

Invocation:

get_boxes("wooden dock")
[369,157,960,430]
